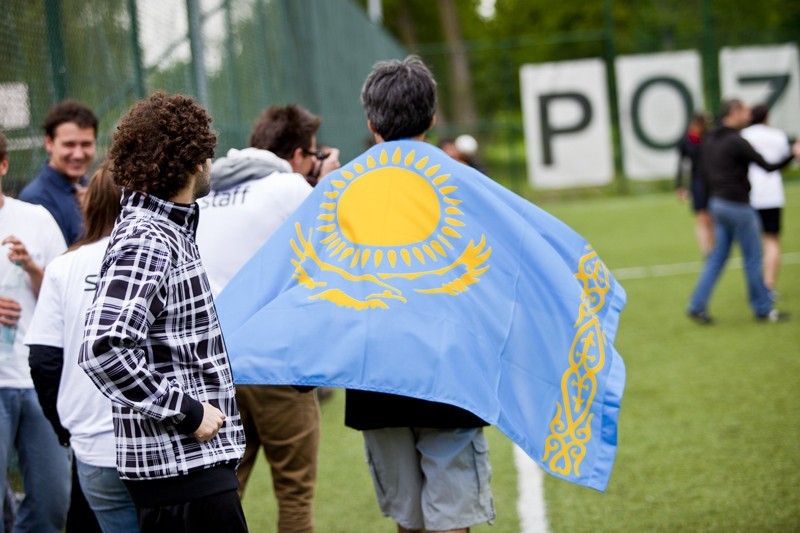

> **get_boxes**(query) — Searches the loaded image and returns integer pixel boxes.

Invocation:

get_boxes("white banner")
[0,83,30,130]
[616,51,704,180]
[720,43,800,138]
[520,59,613,189]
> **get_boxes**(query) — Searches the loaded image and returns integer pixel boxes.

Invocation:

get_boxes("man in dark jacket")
[19,101,97,246]
[687,98,800,323]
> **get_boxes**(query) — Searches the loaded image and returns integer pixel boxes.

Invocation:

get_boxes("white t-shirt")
[24,237,116,467]
[741,123,791,209]
[197,151,312,296]
[0,196,66,388]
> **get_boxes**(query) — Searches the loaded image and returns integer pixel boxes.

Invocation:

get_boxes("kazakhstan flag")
[216,140,626,491]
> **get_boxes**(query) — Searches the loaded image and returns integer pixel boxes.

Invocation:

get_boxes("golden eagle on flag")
[216,140,626,491]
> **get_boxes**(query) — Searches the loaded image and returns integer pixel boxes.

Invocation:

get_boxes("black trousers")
[136,489,247,533]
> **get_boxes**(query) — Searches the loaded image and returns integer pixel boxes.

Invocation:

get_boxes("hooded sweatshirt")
[196,147,312,297]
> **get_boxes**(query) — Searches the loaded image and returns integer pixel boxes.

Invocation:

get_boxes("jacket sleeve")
[28,344,71,446]
[740,137,794,172]
[78,234,203,433]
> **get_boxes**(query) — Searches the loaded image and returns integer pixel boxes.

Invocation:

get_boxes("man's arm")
[78,234,205,433]
[2,236,45,296]
[740,136,798,172]
[28,344,71,446]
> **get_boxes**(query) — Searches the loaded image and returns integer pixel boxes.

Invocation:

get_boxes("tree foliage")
[357,0,800,125]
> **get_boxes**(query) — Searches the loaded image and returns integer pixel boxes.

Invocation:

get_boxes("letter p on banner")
[520,59,613,189]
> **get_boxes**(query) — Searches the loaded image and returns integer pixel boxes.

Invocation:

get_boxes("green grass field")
[241,184,800,532]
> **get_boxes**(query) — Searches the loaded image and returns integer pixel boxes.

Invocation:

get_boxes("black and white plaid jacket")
[79,188,244,480]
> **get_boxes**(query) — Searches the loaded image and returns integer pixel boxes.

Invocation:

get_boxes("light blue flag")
[216,140,626,491]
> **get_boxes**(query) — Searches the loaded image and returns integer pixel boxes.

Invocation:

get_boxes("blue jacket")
[19,164,85,245]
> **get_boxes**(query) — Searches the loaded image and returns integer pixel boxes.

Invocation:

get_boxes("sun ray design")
[292,146,491,308]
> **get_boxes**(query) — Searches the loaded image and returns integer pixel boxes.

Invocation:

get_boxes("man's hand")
[3,235,45,296]
[318,147,341,179]
[792,139,800,160]
[676,187,688,203]
[3,236,37,272]
[0,295,21,327]
[193,402,226,442]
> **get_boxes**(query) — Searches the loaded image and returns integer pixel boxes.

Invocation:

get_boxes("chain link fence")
[0,0,404,195]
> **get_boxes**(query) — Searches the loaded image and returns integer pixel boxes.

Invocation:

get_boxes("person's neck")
[373,132,427,144]
[722,118,740,130]
[47,162,81,184]
[169,187,195,205]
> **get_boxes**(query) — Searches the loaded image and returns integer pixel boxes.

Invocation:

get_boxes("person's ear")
[44,136,54,155]
[428,114,437,130]
[367,120,377,134]
[288,147,306,173]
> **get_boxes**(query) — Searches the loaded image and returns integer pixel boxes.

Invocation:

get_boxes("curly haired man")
[78,93,247,532]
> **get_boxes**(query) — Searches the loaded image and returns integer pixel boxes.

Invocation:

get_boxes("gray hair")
[360,55,437,141]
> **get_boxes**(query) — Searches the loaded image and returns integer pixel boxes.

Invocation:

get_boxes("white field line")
[611,252,800,281]
[514,445,549,533]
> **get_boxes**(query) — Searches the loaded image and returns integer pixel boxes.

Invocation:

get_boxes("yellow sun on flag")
[315,147,465,270]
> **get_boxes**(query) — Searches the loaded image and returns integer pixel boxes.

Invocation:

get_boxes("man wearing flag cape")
[216,56,627,531]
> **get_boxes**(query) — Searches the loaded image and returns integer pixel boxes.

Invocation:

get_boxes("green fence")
[0,0,405,195]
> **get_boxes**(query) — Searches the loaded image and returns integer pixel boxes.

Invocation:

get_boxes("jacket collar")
[121,188,199,235]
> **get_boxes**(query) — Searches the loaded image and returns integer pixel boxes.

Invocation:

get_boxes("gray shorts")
[362,427,495,531]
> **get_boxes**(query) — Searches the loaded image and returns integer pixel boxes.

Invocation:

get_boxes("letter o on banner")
[631,77,693,150]
[616,51,704,180]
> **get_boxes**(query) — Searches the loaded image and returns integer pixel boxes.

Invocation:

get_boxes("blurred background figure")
[741,104,791,299]
[676,111,713,257]
[687,98,800,324]
[439,134,485,172]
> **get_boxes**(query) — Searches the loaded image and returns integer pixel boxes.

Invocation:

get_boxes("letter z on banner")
[720,43,800,139]
[520,59,613,189]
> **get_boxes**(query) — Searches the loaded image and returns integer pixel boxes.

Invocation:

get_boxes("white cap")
[455,134,478,156]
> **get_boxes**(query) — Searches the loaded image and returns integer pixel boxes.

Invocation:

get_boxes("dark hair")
[750,104,769,125]
[70,160,121,250]
[361,55,437,141]
[42,100,98,138]
[249,104,321,160]
[109,92,216,200]
[719,98,744,119]
[0,131,7,162]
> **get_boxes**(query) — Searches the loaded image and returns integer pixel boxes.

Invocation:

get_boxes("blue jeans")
[689,197,772,317]
[0,388,70,533]
[75,459,139,533]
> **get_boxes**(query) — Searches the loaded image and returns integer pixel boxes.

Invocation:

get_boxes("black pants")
[136,489,247,533]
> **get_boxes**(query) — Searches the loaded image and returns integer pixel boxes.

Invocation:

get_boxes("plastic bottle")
[0,261,25,360]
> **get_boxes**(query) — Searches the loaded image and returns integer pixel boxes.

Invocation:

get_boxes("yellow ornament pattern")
[542,245,611,477]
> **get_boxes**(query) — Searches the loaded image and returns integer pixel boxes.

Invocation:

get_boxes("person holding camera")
[196,104,339,533]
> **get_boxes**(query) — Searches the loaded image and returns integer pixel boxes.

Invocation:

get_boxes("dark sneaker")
[756,309,789,323]
[687,310,714,325]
